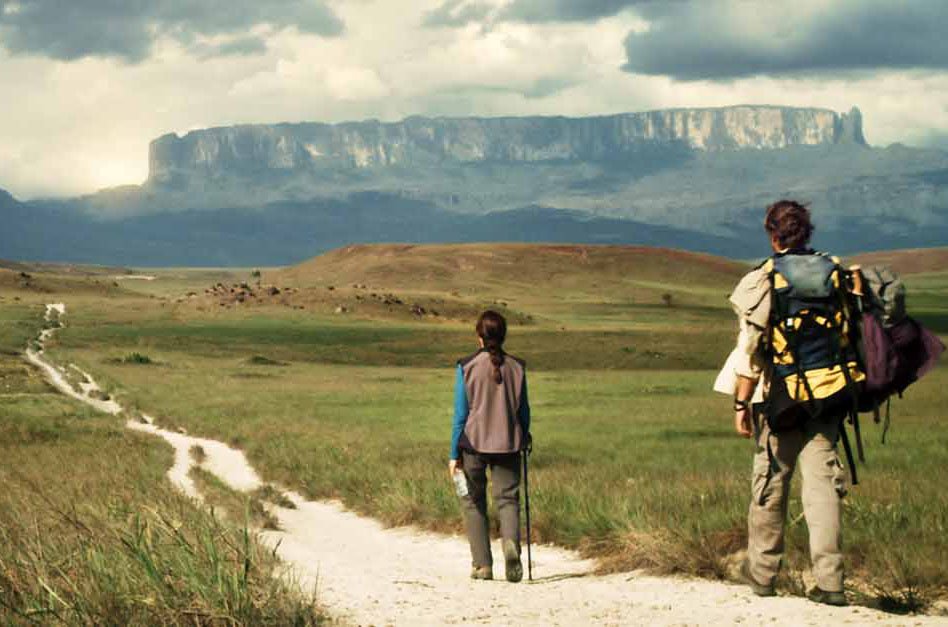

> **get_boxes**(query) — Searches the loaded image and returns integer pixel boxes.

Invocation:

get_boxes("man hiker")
[449,310,531,583]
[715,200,855,606]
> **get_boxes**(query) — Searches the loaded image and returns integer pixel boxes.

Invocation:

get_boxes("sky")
[1,0,946,198]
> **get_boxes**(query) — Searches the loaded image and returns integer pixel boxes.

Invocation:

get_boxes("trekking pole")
[522,448,533,582]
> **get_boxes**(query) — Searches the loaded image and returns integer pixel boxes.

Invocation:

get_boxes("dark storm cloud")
[422,0,659,27]
[422,0,492,27]
[498,0,656,23]
[622,1,948,80]
[0,0,344,63]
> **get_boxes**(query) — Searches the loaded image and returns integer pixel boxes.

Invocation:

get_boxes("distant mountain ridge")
[3,186,946,267]
[149,105,865,186]
[2,104,947,266]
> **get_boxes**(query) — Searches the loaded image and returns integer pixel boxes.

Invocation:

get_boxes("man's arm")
[730,269,769,438]
[734,374,758,438]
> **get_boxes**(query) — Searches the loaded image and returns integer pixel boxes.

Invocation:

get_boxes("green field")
[2,244,947,615]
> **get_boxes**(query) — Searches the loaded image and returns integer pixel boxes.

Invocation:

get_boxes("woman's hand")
[735,407,753,438]
[448,458,459,477]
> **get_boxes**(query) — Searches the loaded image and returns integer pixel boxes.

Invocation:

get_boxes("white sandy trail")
[25,304,123,415]
[26,304,945,626]
[112,275,157,281]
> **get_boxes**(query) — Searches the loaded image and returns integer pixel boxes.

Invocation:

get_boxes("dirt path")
[28,304,946,626]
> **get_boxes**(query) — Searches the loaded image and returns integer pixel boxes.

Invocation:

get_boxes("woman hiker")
[449,310,531,582]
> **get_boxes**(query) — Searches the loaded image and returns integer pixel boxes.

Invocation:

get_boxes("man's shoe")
[502,539,523,583]
[808,587,848,606]
[470,566,493,580]
[740,560,775,597]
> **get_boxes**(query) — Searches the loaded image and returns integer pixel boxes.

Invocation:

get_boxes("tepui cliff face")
[148,106,866,185]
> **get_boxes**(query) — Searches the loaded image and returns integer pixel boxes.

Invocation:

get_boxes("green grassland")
[0,283,323,625]
[2,244,947,613]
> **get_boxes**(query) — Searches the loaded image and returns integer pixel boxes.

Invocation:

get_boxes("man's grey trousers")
[748,415,847,592]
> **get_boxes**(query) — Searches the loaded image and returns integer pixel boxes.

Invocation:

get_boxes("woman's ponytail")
[476,310,507,384]
[486,341,505,383]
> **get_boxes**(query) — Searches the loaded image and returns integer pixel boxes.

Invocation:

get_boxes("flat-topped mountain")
[119,104,898,218]
[149,106,865,185]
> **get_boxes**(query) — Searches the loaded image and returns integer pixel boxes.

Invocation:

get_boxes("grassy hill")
[259,243,747,327]
[276,243,744,298]
[0,259,132,276]
[0,267,128,298]
[849,247,948,276]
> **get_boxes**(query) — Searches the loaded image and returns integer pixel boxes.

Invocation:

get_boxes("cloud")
[621,0,948,80]
[422,0,493,27]
[0,0,343,63]
[2,0,948,199]
[427,0,948,81]
[193,36,269,60]
[421,0,656,27]
[499,0,654,23]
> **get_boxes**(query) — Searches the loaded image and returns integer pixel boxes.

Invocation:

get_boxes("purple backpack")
[862,315,943,396]
[858,304,944,441]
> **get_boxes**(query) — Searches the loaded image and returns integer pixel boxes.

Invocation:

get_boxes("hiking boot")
[502,538,523,583]
[470,566,493,581]
[740,560,775,597]
[808,587,848,606]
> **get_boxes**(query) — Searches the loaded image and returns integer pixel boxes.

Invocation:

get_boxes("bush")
[122,353,153,365]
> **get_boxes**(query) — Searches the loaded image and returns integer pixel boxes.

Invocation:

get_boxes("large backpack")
[854,265,944,441]
[762,251,867,482]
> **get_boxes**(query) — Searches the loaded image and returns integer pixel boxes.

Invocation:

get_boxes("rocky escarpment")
[148,106,866,185]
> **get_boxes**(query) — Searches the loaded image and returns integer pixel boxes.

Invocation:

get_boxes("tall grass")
[56,336,948,609]
[0,305,323,625]
[0,476,318,625]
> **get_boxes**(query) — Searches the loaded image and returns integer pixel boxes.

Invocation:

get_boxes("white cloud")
[0,0,946,198]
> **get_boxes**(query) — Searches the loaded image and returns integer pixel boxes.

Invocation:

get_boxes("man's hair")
[764,200,814,249]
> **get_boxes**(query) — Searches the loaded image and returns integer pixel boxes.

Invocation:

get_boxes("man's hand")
[448,458,459,477]
[735,407,753,438]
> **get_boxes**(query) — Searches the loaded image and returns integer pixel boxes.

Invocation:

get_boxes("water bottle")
[453,469,469,498]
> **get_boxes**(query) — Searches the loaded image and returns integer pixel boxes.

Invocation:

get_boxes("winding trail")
[27,304,945,626]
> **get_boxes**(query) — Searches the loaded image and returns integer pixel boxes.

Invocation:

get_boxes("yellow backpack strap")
[766,256,788,290]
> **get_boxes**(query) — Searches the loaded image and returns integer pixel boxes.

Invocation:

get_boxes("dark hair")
[476,310,507,384]
[764,200,814,250]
